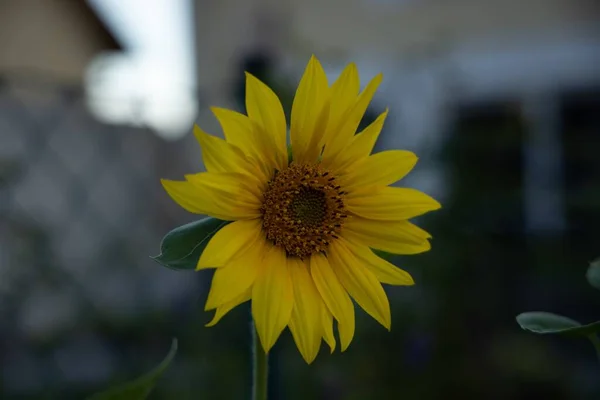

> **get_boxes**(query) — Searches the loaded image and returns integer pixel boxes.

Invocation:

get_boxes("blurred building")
[0,0,121,82]
[194,0,600,234]
[0,5,195,397]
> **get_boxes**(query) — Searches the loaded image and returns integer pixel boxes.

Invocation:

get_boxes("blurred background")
[1,0,599,398]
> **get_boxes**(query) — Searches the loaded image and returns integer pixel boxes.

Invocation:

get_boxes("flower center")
[260,163,346,258]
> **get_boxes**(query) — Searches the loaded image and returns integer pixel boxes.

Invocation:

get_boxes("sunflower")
[161,55,440,364]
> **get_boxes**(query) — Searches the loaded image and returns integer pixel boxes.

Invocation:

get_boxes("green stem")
[252,321,268,400]
[590,334,600,365]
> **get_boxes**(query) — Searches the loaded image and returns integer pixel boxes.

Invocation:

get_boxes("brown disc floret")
[261,163,347,258]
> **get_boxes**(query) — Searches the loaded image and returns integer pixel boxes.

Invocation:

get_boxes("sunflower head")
[261,163,346,258]
[161,55,441,364]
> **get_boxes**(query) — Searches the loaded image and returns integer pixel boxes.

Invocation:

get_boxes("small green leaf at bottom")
[586,258,600,290]
[152,217,228,270]
[86,338,178,400]
[516,312,600,337]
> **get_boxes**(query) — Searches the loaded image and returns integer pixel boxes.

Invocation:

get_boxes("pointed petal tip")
[196,248,224,270]
[244,71,259,86]
[298,348,318,364]
[209,106,226,118]
[324,337,335,354]
[193,125,210,147]
[205,315,222,327]
[159,178,176,186]
[255,333,272,354]
[192,123,206,137]
[259,336,275,354]
[306,54,325,72]
[339,329,353,352]
[197,258,214,269]
[428,198,443,211]
[205,313,220,327]
[378,314,392,332]
[160,178,184,195]
[244,71,262,85]
[377,108,390,124]
[203,298,217,312]
[297,342,321,365]
[382,316,392,331]
[380,268,415,286]
[403,152,419,172]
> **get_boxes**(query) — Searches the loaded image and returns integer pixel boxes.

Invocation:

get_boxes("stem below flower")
[590,334,600,366]
[252,321,268,400]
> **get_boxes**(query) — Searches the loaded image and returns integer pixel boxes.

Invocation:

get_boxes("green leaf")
[152,217,228,270]
[586,258,600,290]
[287,144,293,163]
[516,312,600,337]
[86,338,178,400]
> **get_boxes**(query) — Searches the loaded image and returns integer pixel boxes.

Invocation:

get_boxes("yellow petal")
[310,253,355,351]
[252,245,294,353]
[204,237,265,310]
[290,55,330,164]
[210,110,276,182]
[323,63,360,147]
[197,219,262,269]
[245,73,287,171]
[321,305,336,353]
[345,240,414,286]
[211,107,258,155]
[330,109,388,173]
[210,107,272,180]
[343,216,431,255]
[288,258,324,364]
[193,125,251,174]
[206,288,251,327]
[185,172,264,209]
[346,186,441,220]
[344,73,383,134]
[328,240,391,330]
[161,179,257,221]
[322,73,383,165]
[341,150,418,192]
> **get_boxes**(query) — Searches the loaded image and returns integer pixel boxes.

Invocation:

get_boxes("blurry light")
[85,53,197,140]
[85,0,197,140]
[85,53,142,125]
